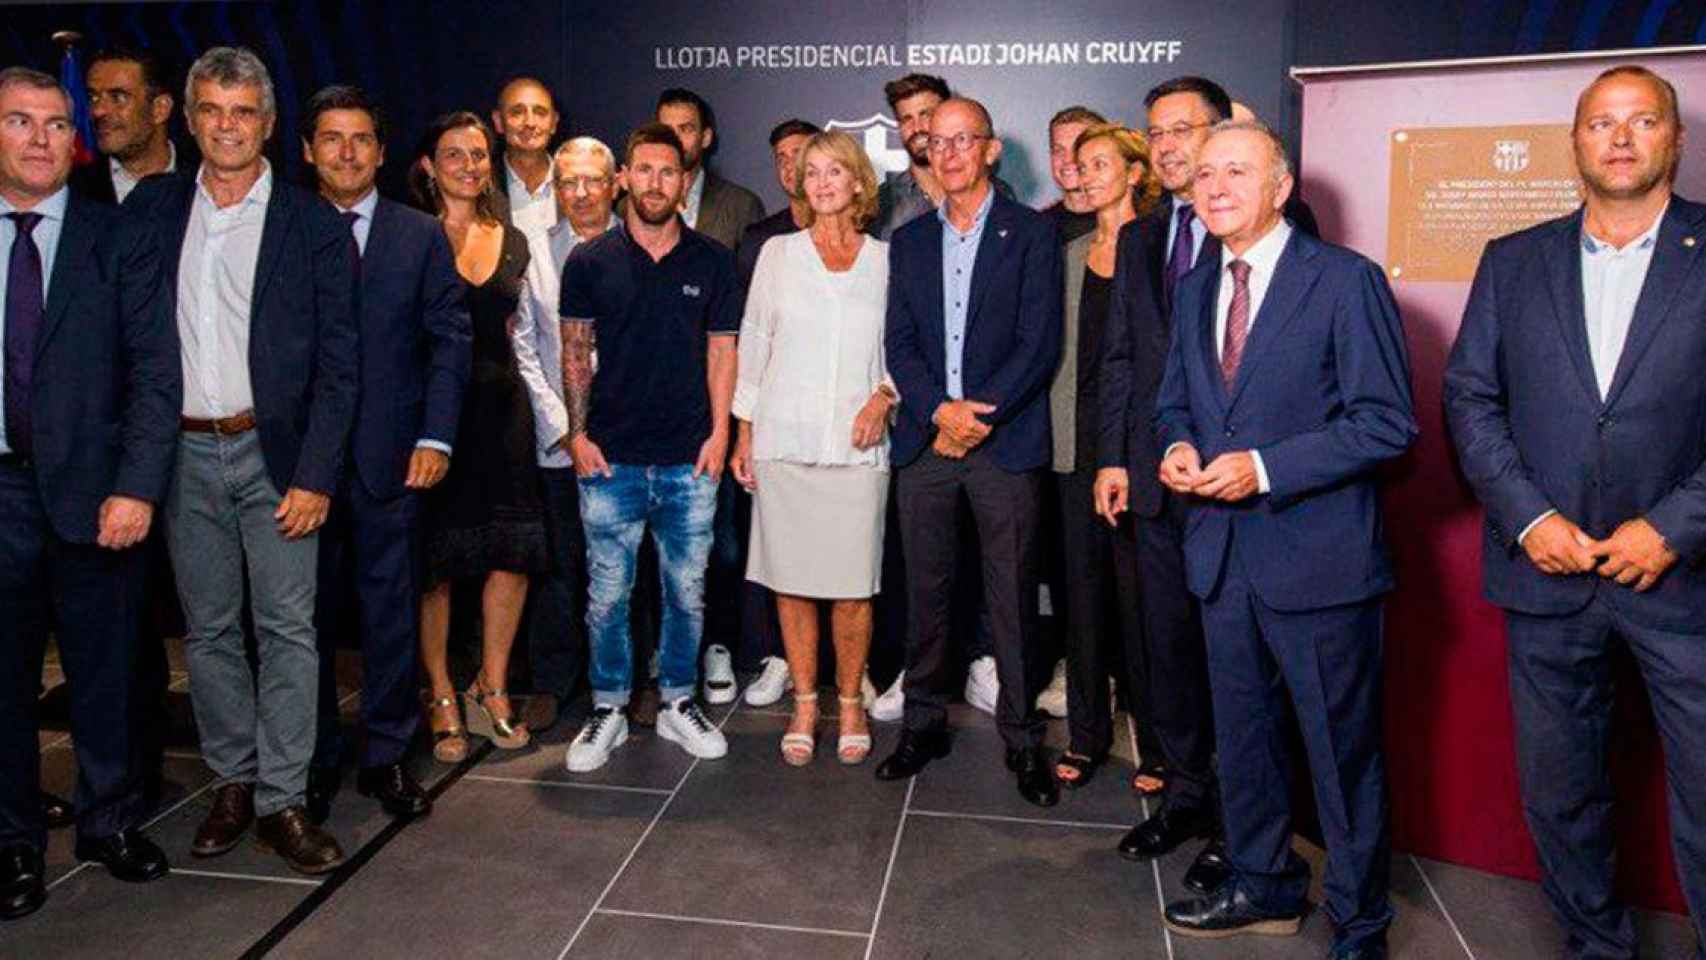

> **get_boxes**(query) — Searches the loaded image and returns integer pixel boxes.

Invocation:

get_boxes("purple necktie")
[1163,203,1196,312]
[4,212,44,458]
[1221,259,1252,391]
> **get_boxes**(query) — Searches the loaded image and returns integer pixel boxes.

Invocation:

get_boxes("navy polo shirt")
[561,224,739,465]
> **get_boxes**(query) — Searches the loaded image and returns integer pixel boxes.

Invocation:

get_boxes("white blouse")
[733,230,893,468]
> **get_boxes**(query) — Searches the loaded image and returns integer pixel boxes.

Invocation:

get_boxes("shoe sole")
[743,680,791,707]
[1164,916,1302,939]
[657,720,727,759]
[190,835,245,858]
[252,839,345,876]
[567,727,629,773]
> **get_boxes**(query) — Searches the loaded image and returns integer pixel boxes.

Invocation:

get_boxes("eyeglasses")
[926,132,992,155]
[1145,121,1212,143]
[555,176,612,193]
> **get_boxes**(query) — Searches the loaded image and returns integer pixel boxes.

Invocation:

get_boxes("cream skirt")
[747,460,887,599]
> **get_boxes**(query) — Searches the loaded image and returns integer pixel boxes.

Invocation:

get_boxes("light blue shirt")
[334,187,379,256]
[0,186,69,455]
[939,186,995,399]
[1164,197,1210,268]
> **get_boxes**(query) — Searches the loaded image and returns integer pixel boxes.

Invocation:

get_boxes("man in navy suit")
[127,47,356,875]
[875,97,1064,807]
[1445,65,1706,960]
[1153,121,1415,959]
[301,85,470,825]
[0,65,179,921]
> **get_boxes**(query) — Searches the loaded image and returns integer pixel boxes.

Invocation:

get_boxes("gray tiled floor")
[12,671,1701,959]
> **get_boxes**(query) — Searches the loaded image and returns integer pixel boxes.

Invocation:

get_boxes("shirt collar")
[506,156,552,199]
[0,183,69,221]
[111,140,177,180]
[1581,200,1667,255]
[684,168,707,209]
[336,188,380,221]
[1220,217,1292,275]
[549,210,619,243]
[196,159,273,210]
[937,183,996,235]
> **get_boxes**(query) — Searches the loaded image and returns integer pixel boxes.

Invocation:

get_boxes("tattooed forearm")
[562,320,596,438]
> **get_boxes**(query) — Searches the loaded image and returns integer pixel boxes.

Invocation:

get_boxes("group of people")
[0,38,1699,960]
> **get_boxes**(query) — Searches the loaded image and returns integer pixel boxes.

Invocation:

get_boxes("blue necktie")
[1163,203,1195,313]
[4,212,44,458]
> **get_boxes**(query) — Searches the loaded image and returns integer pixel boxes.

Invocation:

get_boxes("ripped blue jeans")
[578,464,719,705]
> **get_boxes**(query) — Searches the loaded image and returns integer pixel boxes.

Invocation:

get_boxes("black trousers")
[1054,465,1139,759]
[896,448,1043,751]
[1508,593,1706,960]
[0,461,145,849]
[526,467,590,709]
[312,478,422,769]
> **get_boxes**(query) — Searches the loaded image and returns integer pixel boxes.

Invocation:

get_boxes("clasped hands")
[931,399,995,459]
[1157,443,1259,502]
[1521,513,1678,592]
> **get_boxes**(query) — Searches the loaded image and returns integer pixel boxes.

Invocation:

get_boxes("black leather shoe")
[874,729,951,780]
[306,766,341,826]
[0,845,45,920]
[41,791,72,830]
[356,763,431,819]
[1183,837,1232,894]
[1013,746,1059,808]
[1164,883,1304,939]
[1118,804,1215,860]
[1328,940,1387,960]
[74,828,169,883]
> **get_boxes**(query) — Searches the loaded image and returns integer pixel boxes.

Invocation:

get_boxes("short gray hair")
[1207,119,1292,184]
[554,136,616,181]
[0,66,69,111]
[186,46,275,117]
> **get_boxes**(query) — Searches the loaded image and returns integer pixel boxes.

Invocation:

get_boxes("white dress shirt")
[733,230,893,468]
[505,157,556,234]
[681,168,706,229]
[110,141,177,204]
[512,214,619,469]
[0,186,68,454]
[178,162,270,418]
[1212,219,1292,494]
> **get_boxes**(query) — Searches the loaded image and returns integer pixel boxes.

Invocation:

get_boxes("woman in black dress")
[409,112,547,759]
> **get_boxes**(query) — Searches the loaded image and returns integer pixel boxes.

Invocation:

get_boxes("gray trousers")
[167,430,319,817]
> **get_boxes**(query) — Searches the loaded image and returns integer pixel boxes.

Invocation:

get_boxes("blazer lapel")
[160,179,196,322]
[964,196,1008,332]
[35,194,97,359]
[1543,209,1601,405]
[696,174,725,241]
[360,198,391,305]
[250,188,294,322]
[1226,233,1322,410]
[1194,266,1227,415]
[1601,202,1706,410]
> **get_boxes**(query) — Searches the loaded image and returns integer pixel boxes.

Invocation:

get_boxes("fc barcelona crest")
[1492,139,1530,174]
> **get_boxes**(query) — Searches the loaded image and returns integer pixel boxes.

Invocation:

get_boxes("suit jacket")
[21,190,182,543]
[1153,228,1416,610]
[126,173,358,496]
[1050,232,1095,472]
[884,190,1063,472]
[1094,217,1172,519]
[350,197,472,500]
[67,137,199,207]
[694,171,764,251]
[1139,192,1321,310]
[1444,197,1706,629]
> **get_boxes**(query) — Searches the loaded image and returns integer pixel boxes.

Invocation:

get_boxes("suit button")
[1224,427,1235,437]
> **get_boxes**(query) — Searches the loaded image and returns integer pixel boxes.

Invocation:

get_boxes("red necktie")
[1220,259,1251,391]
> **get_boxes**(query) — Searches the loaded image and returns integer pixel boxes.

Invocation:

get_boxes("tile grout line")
[862,773,916,960]
[906,808,1130,831]
[555,701,743,959]
[1409,854,1478,960]
[44,861,90,891]
[462,773,673,796]
[594,907,869,940]
[169,867,322,888]
[1127,712,1174,960]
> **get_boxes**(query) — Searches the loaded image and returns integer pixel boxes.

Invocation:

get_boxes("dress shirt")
[514,214,620,469]
[681,168,707,230]
[939,186,995,400]
[505,156,556,233]
[732,230,893,468]
[1516,204,1667,545]
[110,141,177,205]
[1163,196,1210,267]
[178,162,270,419]
[0,186,68,454]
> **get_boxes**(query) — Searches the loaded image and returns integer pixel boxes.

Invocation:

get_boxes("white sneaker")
[743,656,792,707]
[965,655,999,716]
[1035,659,1068,719]
[870,670,905,722]
[702,644,736,704]
[566,706,629,772]
[658,697,728,759]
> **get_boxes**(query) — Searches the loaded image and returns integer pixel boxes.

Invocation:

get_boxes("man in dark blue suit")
[875,97,1064,807]
[301,85,470,824]
[0,66,179,921]
[1153,122,1416,959]
[126,47,356,875]
[1445,66,1706,960]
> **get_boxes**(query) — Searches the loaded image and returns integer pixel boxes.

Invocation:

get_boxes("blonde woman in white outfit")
[729,131,894,768]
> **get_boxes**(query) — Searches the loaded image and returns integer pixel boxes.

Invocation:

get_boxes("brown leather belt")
[181,410,257,434]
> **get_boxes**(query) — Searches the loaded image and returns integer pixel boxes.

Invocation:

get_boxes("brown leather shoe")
[629,685,660,728]
[192,783,254,858]
[255,805,345,876]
